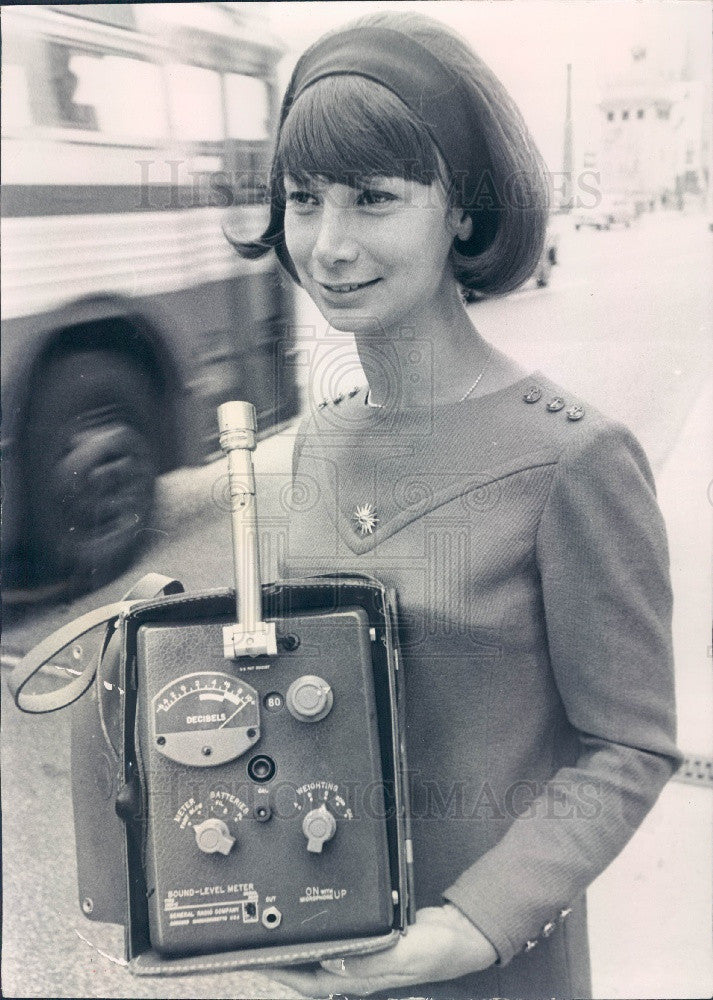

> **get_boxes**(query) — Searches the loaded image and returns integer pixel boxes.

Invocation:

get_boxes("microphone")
[218,401,277,658]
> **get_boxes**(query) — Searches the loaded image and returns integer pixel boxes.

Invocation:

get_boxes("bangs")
[274,75,444,187]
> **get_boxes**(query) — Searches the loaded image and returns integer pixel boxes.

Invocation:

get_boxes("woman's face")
[283,174,462,335]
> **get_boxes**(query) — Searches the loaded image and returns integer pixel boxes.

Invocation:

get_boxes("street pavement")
[2,210,711,998]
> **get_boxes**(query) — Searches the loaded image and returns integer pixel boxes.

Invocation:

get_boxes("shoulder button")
[523,386,542,404]
[566,404,585,421]
[317,400,329,410]
[546,397,565,412]
[332,393,344,405]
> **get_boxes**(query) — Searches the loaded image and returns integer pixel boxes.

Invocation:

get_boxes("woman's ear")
[449,208,473,242]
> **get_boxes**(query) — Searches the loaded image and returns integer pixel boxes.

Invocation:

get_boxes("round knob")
[193,818,235,855]
[302,804,337,853]
[286,675,333,722]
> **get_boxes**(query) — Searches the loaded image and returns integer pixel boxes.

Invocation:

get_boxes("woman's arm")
[268,903,497,997]
[442,420,682,964]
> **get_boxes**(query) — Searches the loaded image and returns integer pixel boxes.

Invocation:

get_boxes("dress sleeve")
[442,420,682,965]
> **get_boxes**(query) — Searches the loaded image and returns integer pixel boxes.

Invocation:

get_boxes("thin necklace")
[459,343,495,402]
[366,343,494,408]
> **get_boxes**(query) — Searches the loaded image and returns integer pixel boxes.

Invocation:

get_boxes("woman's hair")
[229,11,550,296]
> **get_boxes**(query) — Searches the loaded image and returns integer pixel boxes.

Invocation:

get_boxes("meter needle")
[218,703,246,729]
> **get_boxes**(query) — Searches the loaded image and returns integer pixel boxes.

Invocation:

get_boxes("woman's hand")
[267,903,497,997]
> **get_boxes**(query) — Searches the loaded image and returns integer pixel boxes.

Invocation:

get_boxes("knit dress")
[279,372,681,1000]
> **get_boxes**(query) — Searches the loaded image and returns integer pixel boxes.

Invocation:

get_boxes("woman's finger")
[269,962,413,998]
[268,966,352,997]
[320,956,349,975]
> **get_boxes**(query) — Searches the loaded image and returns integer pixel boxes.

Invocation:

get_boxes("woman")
[228,12,681,999]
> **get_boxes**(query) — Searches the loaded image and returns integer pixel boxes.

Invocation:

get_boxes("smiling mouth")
[319,278,381,293]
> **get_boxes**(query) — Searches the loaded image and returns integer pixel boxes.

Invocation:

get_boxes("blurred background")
[2,3,711,998]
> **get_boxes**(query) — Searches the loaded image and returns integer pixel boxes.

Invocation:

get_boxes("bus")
[1,2,300,596]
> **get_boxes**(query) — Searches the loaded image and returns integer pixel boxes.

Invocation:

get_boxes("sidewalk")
[587,379,713,998]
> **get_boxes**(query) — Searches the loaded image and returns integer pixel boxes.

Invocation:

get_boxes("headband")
[226,23,500,266]
[281,24,495,216]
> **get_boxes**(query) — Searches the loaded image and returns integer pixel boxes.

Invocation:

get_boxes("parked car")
[536,216,563,284]
[534,243,554,287]
[546,226,560,265]
[574,198,634,230]
[462,217,559,302]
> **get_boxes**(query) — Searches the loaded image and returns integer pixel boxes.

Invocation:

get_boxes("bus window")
[166,63,224,142]
[47,41,166,139]
[225,73,269,140]
[1,62,32,132]
[48,42,99,129]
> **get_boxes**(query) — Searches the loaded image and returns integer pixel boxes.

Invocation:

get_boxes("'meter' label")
[163,884,258,927]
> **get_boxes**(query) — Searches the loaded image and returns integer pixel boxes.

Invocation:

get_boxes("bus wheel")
[24,350,159,593]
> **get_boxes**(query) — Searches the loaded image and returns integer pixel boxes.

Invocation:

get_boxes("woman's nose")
[311,203,359,267]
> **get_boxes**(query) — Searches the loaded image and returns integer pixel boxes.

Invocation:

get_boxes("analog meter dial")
[152,671,260,767]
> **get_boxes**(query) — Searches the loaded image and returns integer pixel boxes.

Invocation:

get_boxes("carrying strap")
[9,573,183,714]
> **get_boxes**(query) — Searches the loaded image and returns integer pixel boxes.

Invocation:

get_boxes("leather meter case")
[9,403,413,976]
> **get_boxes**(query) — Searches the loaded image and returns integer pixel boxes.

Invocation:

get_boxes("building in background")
[597,44,709,213]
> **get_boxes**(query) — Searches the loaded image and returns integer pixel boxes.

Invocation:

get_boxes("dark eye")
[358,189,397,207]
[286,190,319,208]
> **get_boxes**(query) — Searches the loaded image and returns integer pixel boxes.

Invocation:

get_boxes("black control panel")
[135,607,394,957]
